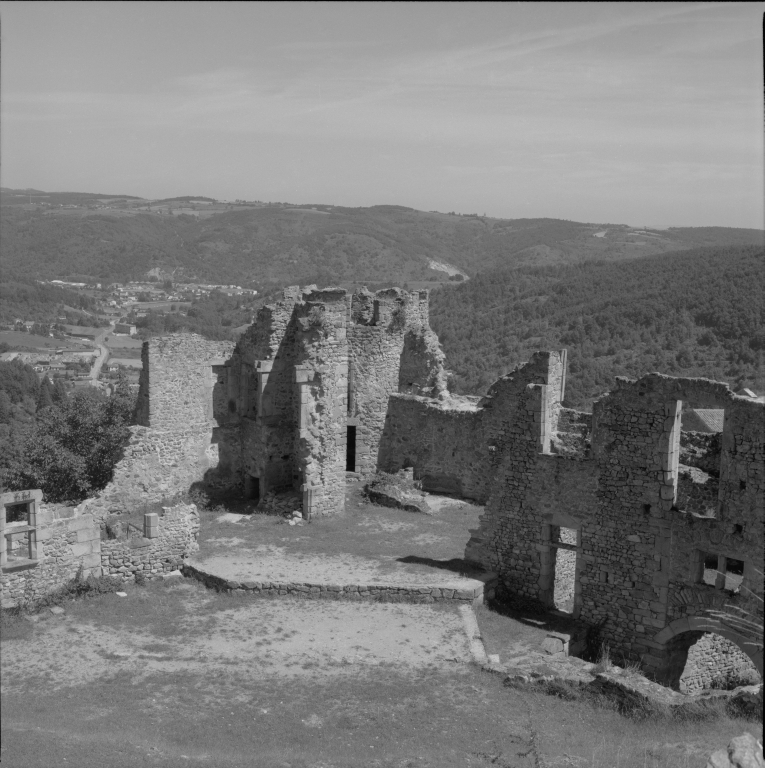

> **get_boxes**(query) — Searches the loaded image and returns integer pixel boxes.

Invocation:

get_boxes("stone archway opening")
[679,631,762,693]
[652,617,764,691]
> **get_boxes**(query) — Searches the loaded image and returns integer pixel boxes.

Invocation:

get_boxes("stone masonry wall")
[378,396,488,500]
[348,288,447,478]
[294,290,349,516]
[213,285,450,513]
[467,369,764,686]
[1,505,101,608]
[101,503,200,580]
[101,290,763,688]
[81,334,234,521]
[680,633,761,693]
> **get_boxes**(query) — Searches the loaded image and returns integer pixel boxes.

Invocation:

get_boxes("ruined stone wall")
[81,334,234,520]
[212,285,450,512]
[0,505,101,607]
[294,290,349,516]
[463,381,580,600]
[137,335,232,431]
[378,396,488,500]
[348,288,447,478]
[348,290,410,478]
[378,351,567,508]
[466,369,763,684]
[680,633,761,693]
[220,289,304,496]
[458,352,566,571]
[100,503,199,580]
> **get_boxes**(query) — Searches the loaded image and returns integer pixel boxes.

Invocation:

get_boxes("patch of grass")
[593,643,615,674]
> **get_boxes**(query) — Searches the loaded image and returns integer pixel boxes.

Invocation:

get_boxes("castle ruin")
[2,284,762,691]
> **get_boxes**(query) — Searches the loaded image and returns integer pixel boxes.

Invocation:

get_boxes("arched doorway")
[651,616,763,690]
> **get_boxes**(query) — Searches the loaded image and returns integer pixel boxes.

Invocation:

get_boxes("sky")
[1,2,763,227]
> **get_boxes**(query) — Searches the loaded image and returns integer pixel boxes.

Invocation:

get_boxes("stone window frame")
[694,549,744,595]
[0,489,43,572]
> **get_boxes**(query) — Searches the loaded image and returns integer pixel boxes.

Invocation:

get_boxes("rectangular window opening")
[702,553,718,587]
[2,500,39,567]
[5,503,27,524]
[346,426,356,472]
[725,558,744,595]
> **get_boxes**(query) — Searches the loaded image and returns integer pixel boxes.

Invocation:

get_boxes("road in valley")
[89,324,114,385]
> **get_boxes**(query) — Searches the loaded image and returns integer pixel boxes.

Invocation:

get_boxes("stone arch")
[651,616,763,689]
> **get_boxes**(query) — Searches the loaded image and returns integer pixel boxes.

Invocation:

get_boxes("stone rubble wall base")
[181,563,485,605]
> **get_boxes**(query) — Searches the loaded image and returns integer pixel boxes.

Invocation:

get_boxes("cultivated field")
[0,331,69,350]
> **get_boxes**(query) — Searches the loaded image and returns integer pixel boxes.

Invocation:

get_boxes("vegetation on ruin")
[430,244,764,407]
[0,361,136,502]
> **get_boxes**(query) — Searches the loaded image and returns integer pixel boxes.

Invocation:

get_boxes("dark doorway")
[346,426,356,471]
[245,475,260,502]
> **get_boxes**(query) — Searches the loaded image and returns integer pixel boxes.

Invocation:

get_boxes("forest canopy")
[429,244,764,409]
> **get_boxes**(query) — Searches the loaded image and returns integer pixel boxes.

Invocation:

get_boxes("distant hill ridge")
[2,187,762,287]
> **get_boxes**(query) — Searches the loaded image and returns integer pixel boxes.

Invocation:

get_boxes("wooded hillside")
[429,244,764,408]
[4,196,762,288]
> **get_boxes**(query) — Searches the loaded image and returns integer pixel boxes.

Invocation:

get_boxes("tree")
[163,279,173,293]
[52,378,69,405]
[36,376,54,411]
[4,385,135,502]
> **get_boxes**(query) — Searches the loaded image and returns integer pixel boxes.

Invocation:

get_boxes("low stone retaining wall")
[183,562,489,605]
[101,503,200,581]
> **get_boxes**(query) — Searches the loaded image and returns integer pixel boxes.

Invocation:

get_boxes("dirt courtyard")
[193,484,489,590]
[1,490,756,767]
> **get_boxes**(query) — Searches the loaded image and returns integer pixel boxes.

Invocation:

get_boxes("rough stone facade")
[100,503,200,581]
[0,333,226,607]
[463,364,763,689]
[4,286,762,692]
[0,495,200,607]
[1,493,101,608]
[81,334,234,521]
[681,633,761,693]
[214,286,446,516]
[207,286,762,688]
